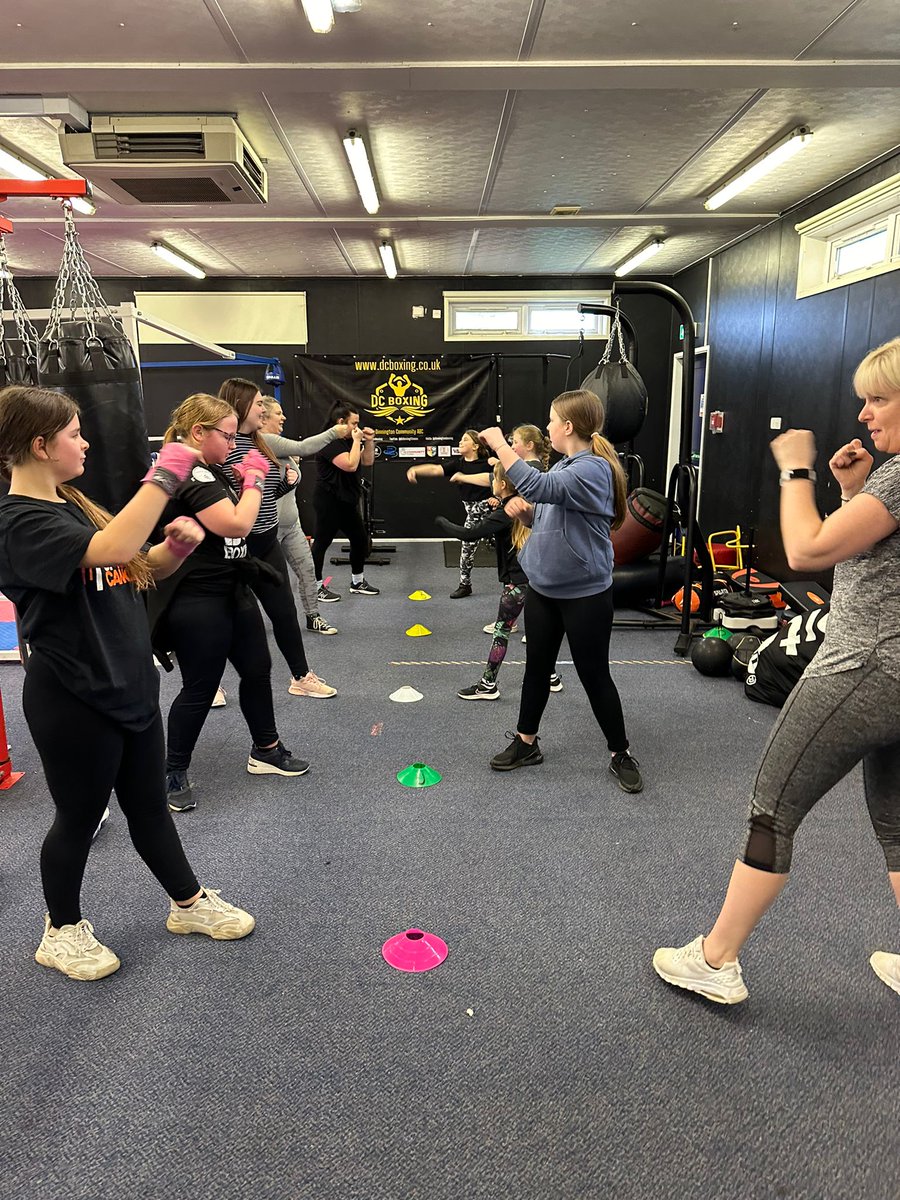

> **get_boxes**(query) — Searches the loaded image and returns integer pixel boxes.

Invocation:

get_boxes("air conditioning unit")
[58,115,268,205]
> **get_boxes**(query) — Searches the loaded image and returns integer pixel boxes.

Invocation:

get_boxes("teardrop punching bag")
[581,303,648,444]
[39,207,150,514]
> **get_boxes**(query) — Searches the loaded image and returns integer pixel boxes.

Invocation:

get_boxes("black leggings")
[165,587,278,772]
[247,527,309,680]
[311,495,368,577]
[517,584,629,752]
[23,655,199,928]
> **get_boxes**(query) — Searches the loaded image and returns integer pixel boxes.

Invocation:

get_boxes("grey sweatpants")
[278,516,319,618]
[743,655,900,873]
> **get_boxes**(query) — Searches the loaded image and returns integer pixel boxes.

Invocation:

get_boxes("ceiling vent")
[550,205,582,216]
[58,115,268,205]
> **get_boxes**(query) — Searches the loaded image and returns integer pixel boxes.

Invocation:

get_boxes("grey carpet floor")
[1,543,897,1200]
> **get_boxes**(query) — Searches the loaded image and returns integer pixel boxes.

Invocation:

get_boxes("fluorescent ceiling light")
[0,143,96,215]
[151,242,206,279]
[705,127,813,211]
[343,131,379,214]
[300,0,334,33]
[378,242,397,279]
[615,240,663,277]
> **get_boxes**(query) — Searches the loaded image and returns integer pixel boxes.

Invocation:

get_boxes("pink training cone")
[382,928,449,972]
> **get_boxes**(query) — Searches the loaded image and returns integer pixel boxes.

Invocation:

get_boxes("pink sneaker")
[288,671,337,698]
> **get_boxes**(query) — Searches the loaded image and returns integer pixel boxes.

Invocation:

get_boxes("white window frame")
[795,172,900,299]
[443,290,610,342]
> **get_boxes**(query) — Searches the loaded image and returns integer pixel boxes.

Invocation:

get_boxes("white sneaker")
[483,622,518,635]
[211,687,227,708]
[288,671,337,698]
[652,934,749,1004]
[166,888,255,940]
[35,915,121,980]
[870,951,900,995]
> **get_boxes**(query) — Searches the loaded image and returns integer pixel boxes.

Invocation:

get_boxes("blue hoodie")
[506,450,615,599]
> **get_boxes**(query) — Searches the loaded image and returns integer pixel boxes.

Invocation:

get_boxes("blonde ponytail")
[552,389,628,530]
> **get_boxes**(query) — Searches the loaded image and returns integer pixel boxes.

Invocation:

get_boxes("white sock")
[351,573,364,585]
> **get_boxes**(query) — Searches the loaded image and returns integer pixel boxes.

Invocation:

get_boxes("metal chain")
[600,301,628,365]
[0,234,40,358]
[44,202,121,346]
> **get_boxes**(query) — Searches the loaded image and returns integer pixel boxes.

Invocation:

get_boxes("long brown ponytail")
[551,389,627,530]
[217,377,278,463]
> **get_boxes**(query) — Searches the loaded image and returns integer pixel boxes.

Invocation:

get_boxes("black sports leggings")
[247,527,309,680]
[311,495,368,577]
[23,655,199,929]
[165,587,278,772]
[517,584,629,752]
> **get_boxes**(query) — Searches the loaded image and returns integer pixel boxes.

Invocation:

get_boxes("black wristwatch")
[779,468,817,484]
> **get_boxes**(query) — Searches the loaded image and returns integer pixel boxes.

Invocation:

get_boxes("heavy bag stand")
[581,286,715,655]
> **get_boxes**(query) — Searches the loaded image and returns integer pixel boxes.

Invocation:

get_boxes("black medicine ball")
[691,635,734,677]
[730,634,762,682]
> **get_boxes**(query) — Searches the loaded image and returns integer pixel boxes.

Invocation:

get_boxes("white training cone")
[390,686,423,703]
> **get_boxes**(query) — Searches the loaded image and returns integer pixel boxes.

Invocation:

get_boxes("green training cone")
[703,626,733,640]
[408,590,431,601]
[397,762,442,788]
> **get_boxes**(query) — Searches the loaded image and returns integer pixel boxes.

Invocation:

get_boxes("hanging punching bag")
[0,237,40,388]
[39,207,150,514]
[581,303,648,444]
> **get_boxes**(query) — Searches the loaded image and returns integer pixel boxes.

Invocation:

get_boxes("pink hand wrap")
[141,442,199,496]
[163,516,204,560]
[231,448,271,492]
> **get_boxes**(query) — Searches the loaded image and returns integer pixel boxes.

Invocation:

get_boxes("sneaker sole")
[870,953,900,995]
[349,591,379,596]
[168,800,197,813]
[166,915,256,940]
[549,685,563,693]
[457,691,500,701]
[287,688,338,698]
[652,955,748,1004]
[490,751,544,772]
[309,627,338,635]
[317,596,341,603]
[247,759,311,777]
[35,948,121,981]
[609,764,644,794]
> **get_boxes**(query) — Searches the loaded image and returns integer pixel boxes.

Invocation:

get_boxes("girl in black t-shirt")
[0,384,255,982]
[154,393,311,812]
[407,429,493,598]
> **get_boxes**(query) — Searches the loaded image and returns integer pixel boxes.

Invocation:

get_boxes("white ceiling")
[0,0,898,278]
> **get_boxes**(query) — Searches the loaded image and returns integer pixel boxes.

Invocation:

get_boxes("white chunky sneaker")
[166,888,255,941]
[652,934,749,1004]
[35,915,121,981]
[869,951,900,996]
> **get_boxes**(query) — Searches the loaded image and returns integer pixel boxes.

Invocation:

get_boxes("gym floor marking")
[389,660,690,667]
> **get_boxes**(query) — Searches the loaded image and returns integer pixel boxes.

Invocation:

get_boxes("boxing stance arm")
[192,490,263,539]
[435,510,511,541]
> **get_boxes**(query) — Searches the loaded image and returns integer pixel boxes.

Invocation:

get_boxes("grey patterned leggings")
[278,517,319,617]
[742,655,900,874]
[458,498,495,586]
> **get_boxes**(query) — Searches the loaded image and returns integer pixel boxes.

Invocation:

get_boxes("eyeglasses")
[209,427,237,446]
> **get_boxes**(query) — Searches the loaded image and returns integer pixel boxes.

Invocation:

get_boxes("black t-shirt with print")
[441,456,492,503]
[161,462,248,595]
[316,438,362,505]
[0,495,159,731]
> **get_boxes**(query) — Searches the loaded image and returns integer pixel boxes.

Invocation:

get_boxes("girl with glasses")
[151,393,310,813]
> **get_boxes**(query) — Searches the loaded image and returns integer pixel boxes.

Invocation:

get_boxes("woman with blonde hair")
[0,384,255,980]
[653,338,900,1004]
[219,377,335,697]
[479,390,641,791]
[153,392,310,813]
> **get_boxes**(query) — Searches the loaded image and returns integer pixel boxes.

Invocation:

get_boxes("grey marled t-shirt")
[805,454,900,679]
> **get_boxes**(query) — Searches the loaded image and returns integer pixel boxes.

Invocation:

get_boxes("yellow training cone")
[408,590,431,601]
[405,624,432,637]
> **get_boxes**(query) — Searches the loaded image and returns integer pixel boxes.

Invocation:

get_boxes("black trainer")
[457,680,499,701]
[450,583,472,599]
[317,584,341,603]
[609,751,643,794]
[490,731,543,772]
[349,578,380,596]
[247,742,310,777]
[549,673,564,693]
[166,770,196,813]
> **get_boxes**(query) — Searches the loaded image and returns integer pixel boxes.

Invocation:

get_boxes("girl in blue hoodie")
[479,389,642,793]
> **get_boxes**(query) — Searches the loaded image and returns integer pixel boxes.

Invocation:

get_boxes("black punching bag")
[581,303,648,444]
[39,319,150,514]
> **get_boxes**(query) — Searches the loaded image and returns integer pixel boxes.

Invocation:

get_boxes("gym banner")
[294,354,495,461]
